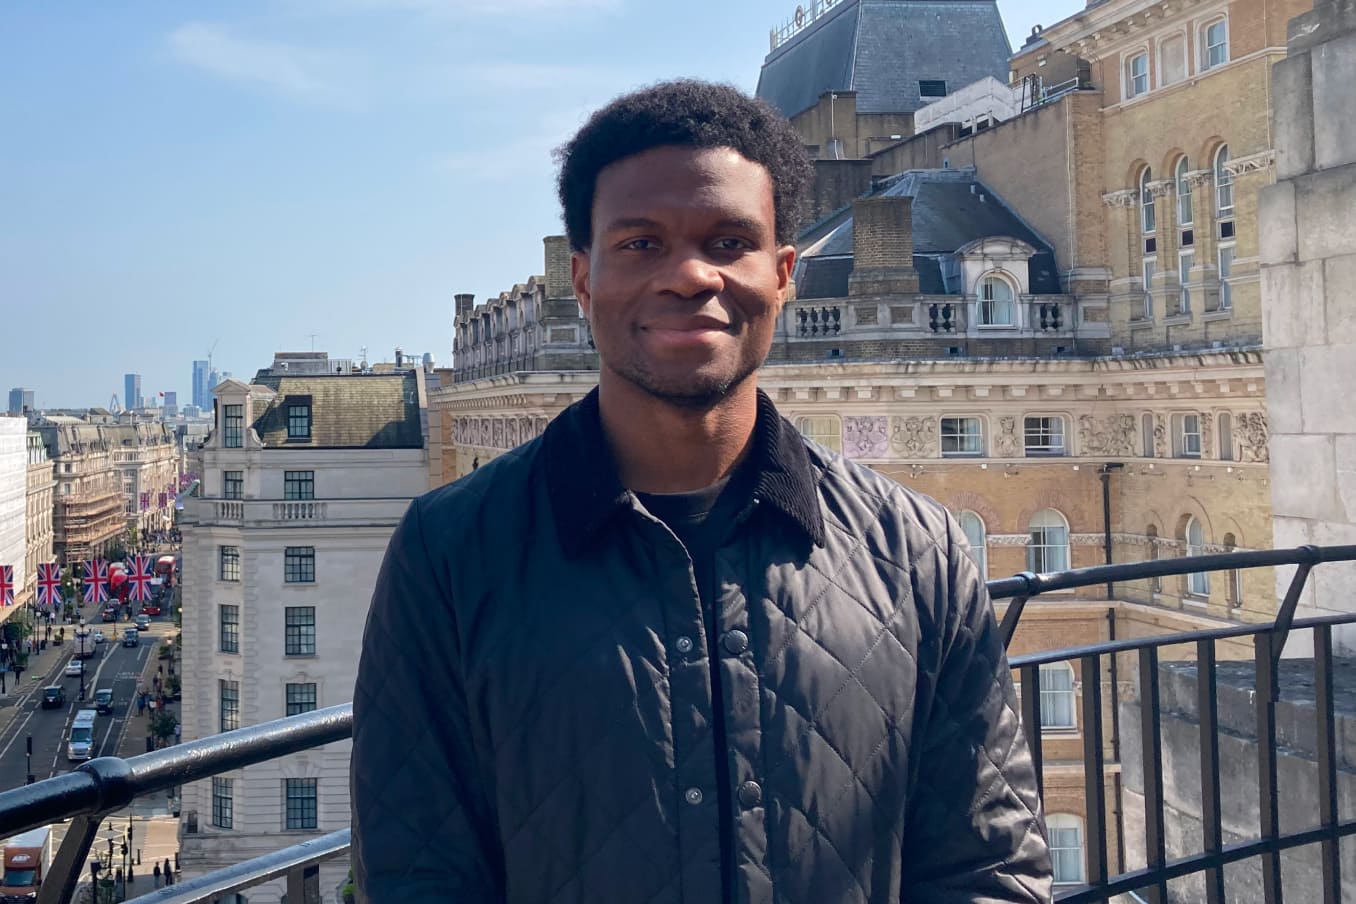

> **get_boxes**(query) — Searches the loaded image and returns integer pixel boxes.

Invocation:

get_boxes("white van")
[66,710,98,762]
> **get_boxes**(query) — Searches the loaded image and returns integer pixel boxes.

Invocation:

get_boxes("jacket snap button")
[737,781,762,808]
[722,629,749,655]
[684,787,703,806]
[675,636,694,654]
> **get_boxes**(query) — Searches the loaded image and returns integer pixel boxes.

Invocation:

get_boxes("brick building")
[23,431,55,608]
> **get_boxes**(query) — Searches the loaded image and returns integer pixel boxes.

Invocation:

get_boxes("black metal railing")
[0,545,1353,903]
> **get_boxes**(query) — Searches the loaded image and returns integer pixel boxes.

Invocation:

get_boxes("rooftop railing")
[0,545,1353,903]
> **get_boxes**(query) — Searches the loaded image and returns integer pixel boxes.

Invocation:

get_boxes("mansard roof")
[249,372,423,449]
[756,0,1013,120]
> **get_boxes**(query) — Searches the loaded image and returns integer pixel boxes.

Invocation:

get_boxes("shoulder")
[409,437,544,547]
[801,438,956,543]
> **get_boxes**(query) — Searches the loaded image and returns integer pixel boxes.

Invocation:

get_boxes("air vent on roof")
[826,349,843,359]
[919,79,948,97]
[947,346,963,357]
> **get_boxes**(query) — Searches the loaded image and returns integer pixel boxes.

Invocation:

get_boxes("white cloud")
[434,106,593,182]
[167,23,366,108]
[316,0,622,16]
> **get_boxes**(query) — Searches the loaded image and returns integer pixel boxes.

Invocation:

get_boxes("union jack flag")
[0,565,12,606]
[127,555,155,602]
[82,560,109,604]
[36,562,62,609]
[140,492,150,512]
[158,492,168,509]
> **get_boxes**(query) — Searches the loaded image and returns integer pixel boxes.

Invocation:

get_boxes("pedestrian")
[174,720,181,744]
[163,859,173,885]
[153,863,161,889]
[136,693,146,717]
[350,81,1050,902]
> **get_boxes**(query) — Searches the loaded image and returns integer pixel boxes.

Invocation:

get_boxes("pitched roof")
[756,0,1013,120]
[249,373,423,449]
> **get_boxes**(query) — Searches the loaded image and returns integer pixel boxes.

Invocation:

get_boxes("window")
[223,471,243,500]
[1142,413,1156,458]
[284,471,315,500]
[1175,156,1193,225]
[219,604,239,654]
[287,402,312,440]
[284,547,315,583]
[1028,509,1070,572]
[1217,244,1234,310]
[1048,814,1085,884]
[284,778,318,830]
[1214,145,1233,216]
[1176,414,1202,458]
[959,511,987,577]
[219,545,240,582]
[1139,167,1156,234]
[978,275,1015,326]
[211,778,233,829]
[1141,257,1156,320]
[1024,416,1067,456]
[1223,533,1243,608]
[1202,18,1229,69]
[1039,663,1076,729]
[796,416,842,452]
[919,79,947,97]
[1187,516,1210,595]
[286,683,318,716]
[1218,412,1234,461]
[1178,251,1193,314]
[219,680,240,732]
[223,405,244,449]
[1147,524,1163,593]
[1126,52,1149,97]
[941,417,984,456]
[285,607,316,656]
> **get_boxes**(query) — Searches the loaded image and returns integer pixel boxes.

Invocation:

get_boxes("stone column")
[1259,0,1356,652]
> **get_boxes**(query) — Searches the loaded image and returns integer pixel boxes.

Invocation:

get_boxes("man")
[352,80,1050,902]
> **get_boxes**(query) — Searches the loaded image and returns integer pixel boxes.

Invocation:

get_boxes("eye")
[620,237,658,251]
[713,237,753,252]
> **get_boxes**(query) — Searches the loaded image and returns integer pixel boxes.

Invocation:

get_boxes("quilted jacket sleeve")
[901,514,1053,903]
[351,498,504,903]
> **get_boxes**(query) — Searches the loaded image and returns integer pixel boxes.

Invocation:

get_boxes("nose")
[658,247,724,299]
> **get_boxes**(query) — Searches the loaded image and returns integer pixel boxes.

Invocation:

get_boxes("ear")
[571,250,593,320]
[773,244,796,314]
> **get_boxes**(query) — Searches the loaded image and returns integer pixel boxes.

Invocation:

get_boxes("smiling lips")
[643,316,732,348]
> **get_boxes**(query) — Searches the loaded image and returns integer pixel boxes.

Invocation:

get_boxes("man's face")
[572,145,795,410]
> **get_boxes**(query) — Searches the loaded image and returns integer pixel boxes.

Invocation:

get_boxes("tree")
[148,711,177,749]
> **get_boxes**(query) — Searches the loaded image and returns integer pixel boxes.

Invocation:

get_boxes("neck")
[597,375,759,494]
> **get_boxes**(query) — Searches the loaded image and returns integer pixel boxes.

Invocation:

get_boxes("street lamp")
[78,618,87,701]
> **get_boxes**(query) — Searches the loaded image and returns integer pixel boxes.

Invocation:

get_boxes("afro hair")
[556,79,813,251]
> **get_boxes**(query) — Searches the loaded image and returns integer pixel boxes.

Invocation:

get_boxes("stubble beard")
[611,350,765,412]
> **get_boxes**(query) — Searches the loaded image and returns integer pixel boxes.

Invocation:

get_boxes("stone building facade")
[23,431,54,608]
[107,420,180,541]
[0,418,26,626]
[30,416,126,565]
[178,354,429,901]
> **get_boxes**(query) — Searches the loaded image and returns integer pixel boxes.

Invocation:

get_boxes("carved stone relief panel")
[889,416,938,459]
[995,416,1021,458]
[1077,413,1138,457]
[1199,412,1214,458]
[844,416,890,459]
[1235,411,1269,462]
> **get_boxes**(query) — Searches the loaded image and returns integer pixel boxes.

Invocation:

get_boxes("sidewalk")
[0,619,78,732]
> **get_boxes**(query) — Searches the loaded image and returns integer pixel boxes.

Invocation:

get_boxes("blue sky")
[1,0,1068,409]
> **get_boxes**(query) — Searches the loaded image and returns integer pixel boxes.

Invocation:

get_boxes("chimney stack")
[543,235,573,300]
[848,195,919,296]
[454,293,475,319]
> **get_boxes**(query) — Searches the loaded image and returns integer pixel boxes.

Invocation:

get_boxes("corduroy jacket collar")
[543,387,825,558]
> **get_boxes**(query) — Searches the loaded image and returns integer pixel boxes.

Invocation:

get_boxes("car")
[64,660,84,678]
[134,614,151,631]
[41,685,66,709]
[100,607,118,623]
[141,604,162,617]
[93,629,106,645]
[94,688,114,714]
[122,627,139,647]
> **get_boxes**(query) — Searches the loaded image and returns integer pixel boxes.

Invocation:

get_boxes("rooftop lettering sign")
[769,0,845,50]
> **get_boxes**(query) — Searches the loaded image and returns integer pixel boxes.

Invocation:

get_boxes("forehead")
[592,146,775,225]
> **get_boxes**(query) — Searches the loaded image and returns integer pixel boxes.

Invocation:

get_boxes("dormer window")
[223,404,244,449]
[287,398,312,440]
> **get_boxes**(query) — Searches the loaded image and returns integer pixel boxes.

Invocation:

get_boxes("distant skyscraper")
[7,388,34,415]
[124,374,142,411]
[192,360,210,410]
[164,391,178,418]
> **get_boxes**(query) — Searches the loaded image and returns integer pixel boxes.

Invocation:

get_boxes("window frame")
[1140,256,1156,321]
[795,415,842,453]
[283,470,315,501]
[1048,813,1086,884]
[918,79,947,97]
[211,777,234,830]
[284,546,315,584]
[223,470,243,500]
[1142,412,1156,458]
[1158,30,1188,86]
[1139,167,1156,235]
[219,679,240,733]
[940,416,985,457]
[286,398,312,441]
[1202,17,1229,70]
[223,404,244,449]
[219,545,241,582]
[1176,413,1203,458]
[1187,516,1211,596]
[284,778,319,830]
[219,604,240,654]
[1178,249,1194,314]
[1218,412,1234,461]
[1039,662,1077,731]
[1217,243,1234,311]
[1028,509,1071,573]
[977,273,1016,327]
[285,682,318,716]
[1023,415,1068,457]
[958,510,988,578]
[1175,156,1193,225]
[1214,144,1234,217]
[1125,50,1150,98]
[284,606,317,657]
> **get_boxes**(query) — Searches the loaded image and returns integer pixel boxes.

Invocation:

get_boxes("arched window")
[796,415,842,452]
[978,274,1015,326]
[1142,413,1156,457]
[1186,516,1210,596]
[1176,156,1193,225]
[1214,145,1233,216]
[1047,814,1086,884]
[1140,167,1156,234]
[1039,663,1077,729]
[1202,17,1229,69]
[959,511,987,577]
[1224,532,1242,608]
[1218,412,1233,461]
[1147,524,1162,592]
[1028,509,1070,573]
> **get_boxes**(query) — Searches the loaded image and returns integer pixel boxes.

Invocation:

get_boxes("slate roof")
[756,0,1013,120]
[250,373,423,449]
[794,169,1061,299]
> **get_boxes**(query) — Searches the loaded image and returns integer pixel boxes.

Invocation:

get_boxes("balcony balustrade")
[2,545,1354,903]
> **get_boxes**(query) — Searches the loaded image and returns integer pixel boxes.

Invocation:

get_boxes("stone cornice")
[1144,179,1175,200]
[1222,149,1275,176]
[1183,168,1215,188]
[1102,189,1139,208]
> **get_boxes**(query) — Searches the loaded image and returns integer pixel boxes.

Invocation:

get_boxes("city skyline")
[0,0,1061,409]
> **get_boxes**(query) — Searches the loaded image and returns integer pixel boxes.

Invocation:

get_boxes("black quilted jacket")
[352,389,1051,903]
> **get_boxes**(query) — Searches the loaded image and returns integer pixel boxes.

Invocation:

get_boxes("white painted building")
[0,417,28,626]
[178,354,429,900]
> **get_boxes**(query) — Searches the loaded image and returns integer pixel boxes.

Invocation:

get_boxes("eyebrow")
[598,215,768,236]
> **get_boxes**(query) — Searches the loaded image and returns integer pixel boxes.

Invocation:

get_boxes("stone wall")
[1259,0,1356,652]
